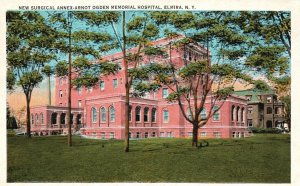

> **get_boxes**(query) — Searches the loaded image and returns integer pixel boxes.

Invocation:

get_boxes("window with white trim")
[136,106,141,122]
[59,90,63,98]
[110,132,115,139]
[213,132,221,138]
[40,113,44,124]
[100,81,105,90]
[213,106,220,121]
[113,79,118,88]
[92,107,97,123]
[151,108,156,122]
[144,107,149,122]
[101,107,106,122]
[163,110,169,123]
[109,106,115,122]
[162,88,168,98]
[200,108,206,119]
[35,114,39,124]
[200,132,207,137]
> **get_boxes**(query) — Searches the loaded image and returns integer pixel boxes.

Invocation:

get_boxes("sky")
[6,10,290,115]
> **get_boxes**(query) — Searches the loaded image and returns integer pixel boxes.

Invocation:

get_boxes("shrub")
[249,127,282,134]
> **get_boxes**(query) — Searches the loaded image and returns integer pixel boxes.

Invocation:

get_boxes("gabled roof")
[233,89,275,103]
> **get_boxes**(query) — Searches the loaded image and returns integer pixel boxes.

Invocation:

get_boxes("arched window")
[151,108,156,122]
[144,107,149,122]
[40,113,44,124]
[163,109,169,123]
[236,106,240,121]
[61,113,66,124]
[241,107,245,122]
[110,106,115,122]
[200,108,206,119]
[129,105,132,121]
[92,107,97,123]
[101,107,106,122]
[35,114,39,124]
[136,106,141,122]
[213,106,220,121]
[231,105,235,121]
[31,114,34,125]
[51,113,57,125]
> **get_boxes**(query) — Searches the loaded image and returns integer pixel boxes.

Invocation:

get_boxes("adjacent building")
[234,89,286,129]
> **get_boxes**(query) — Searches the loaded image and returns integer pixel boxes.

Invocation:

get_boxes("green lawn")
[7,134,290,183]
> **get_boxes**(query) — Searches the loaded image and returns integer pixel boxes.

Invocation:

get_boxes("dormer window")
[267,96,272,103]
[246,95,252,101]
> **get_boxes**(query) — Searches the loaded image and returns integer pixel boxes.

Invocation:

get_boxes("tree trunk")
[67,11,72,147]
[25,94,31,138]
[122,11,130,152]
[48,75,51,105]
[192,124,199,147]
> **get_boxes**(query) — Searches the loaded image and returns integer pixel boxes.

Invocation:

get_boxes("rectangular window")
[248,106,253,114]
[88,87,93,93]
[77,87,82,95]
[200,132,207,137]
[163,110,169,123]
[110,132,115,139]
[267,107,272,114]
[162,88,168,98]
[113,79,118,88]
[187,132,193,137]
[78,100,82,108]
[59,78,63,85]
[167,132,172,137]
[247,119,253,127]
[100,132,105,139]
[160,132,164,137]
[232,132,236,138]
[152,132,156,137]
[100,81,105,90]
[213,106,220,121]
[59,90,63,98]
[92,132,96,137]
[136,132,140,138]
[213,132,221,138]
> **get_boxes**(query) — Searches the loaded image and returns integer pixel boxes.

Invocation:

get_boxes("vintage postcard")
[1,0,299,185]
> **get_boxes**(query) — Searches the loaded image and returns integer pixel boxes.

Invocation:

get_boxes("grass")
[7,134,290,183]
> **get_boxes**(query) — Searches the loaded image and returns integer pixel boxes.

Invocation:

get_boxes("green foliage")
[143,47,166,57]
[73,74,99,88]
[249,127,283,134]
[179,61,208,79]
[7,69,16,91]
[253,80,270,91]
[73,57,91,69]
[245,45,288,75]
[7,116,17,129]
[41,65,53,76]
[55,61,68,77]
[215,86,234,100]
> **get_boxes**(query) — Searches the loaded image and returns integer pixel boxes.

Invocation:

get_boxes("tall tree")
[131,11,252,146]
[77,11,160,152]
[7,11,55,138]
[42,65,53,105]
[50,11,118,146]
